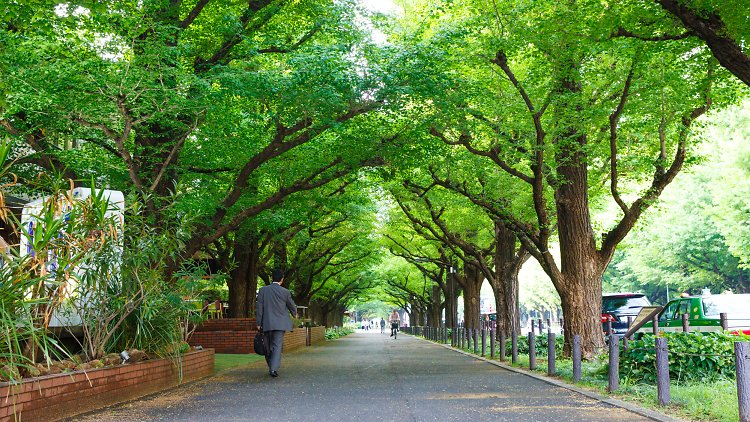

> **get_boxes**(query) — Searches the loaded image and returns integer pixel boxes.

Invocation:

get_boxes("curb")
[405,334,683,422]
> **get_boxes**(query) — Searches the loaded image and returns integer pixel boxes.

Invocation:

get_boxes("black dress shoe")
[270,371,278,377]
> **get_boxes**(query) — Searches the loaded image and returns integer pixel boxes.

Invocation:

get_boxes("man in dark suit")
[256,269,297,377]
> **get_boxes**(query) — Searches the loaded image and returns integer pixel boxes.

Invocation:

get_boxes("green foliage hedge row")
[325,327,354,339]
[620,332,749,382]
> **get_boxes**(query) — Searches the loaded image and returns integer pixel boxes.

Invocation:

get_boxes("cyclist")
[389,309,400,337]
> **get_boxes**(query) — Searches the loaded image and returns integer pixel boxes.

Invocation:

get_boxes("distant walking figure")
[389,310,400,337]
[380,318,385,333]
[256,269,297,378]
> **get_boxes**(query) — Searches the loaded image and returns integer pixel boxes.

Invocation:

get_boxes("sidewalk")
[72,331,658,421]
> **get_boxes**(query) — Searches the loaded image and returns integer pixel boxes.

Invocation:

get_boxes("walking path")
[73,332,660,421]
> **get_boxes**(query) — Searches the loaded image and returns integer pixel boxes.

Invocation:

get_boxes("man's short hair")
[272,269,284,282]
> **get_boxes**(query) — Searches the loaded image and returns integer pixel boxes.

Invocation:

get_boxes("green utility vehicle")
[637,293,750,335]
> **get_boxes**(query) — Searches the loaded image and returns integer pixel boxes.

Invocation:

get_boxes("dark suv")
[602,293,651,335]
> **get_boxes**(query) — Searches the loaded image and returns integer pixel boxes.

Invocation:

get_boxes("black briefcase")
[254,331,270,356]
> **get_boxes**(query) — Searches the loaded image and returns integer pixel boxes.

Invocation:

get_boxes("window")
[677,300,691,318]
[659,301,679,322]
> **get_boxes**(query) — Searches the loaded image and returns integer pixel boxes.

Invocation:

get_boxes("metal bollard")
[573,334,582,382]
[481,329,486,356]
[547,329,555,375]
[490,328,496,358]
[655,337,670,405]
[735,342,750,422]
[499,330,506,361]
[512,331,518,364]
[682,313,690,333]
[608,335,620,392]
[474,329,479,354]
[528,332,536,370]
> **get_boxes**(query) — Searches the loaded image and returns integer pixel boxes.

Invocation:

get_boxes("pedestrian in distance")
[256,269,297,378]
[380,318,385,333]
[389,310,400,337]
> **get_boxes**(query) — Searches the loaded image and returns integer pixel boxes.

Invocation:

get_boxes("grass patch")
[440,337,740,422]
[214,354,265,372]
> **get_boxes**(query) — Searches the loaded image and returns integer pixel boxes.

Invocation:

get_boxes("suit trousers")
[265,330,285,372]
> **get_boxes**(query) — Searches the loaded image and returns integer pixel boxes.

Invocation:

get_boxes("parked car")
[637,292,750,335]
[602,293,651,335]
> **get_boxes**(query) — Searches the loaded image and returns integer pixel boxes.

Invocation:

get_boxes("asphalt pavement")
[75,331,655,422]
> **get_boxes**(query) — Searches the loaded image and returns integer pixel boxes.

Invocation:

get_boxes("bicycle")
[390,322,398,339]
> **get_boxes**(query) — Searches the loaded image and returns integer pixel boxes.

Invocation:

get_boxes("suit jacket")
[256,283,297,332]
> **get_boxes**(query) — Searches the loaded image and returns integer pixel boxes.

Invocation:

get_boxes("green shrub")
[620,331,747,382]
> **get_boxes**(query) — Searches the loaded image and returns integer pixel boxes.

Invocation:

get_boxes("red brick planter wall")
[0,349,214,422]
[193,318,256,332]
[282,329,307,352]
[189,331,257,354]
[309,326,326,346]
[189,318,258,354]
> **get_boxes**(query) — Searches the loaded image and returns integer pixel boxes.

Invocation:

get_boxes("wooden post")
[481,329,486,356]
[512,331,518,364]
[607,317,613,337]
[655,337,670,405]
[547,329,555,375]
[445,327,448,344]
[573,334,582,382]
[499,330,506,361]
[559,318,564,333]
[528,332,537,370]
[721,313,729,331]
[490,328,496,358]
[652,315,659,336]
[624,316,633,350]
[608,335,619,392]
[538,318,544,331]
[682,313,690,333]
[735,342,750,422]
[474,329,479,354]
[530,319,535,335]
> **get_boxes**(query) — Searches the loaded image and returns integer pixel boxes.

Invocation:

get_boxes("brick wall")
[282,329,307,352]
[193,318,256,332]
[309,326,326,346]
[189,331,256,354]
[0,349,214,422]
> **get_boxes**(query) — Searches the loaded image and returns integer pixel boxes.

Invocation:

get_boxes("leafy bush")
[325,327,354,339]
[620,332,746,382]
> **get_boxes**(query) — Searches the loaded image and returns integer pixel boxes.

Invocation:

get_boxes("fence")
[402,312,750,422]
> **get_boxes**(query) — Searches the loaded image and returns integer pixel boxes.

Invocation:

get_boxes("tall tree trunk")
[491,220,527,336]
[227,243,250,318]
[427,285,441,326]
[553,124,607,355]
[461,265,482,330]
[245,239,260,317]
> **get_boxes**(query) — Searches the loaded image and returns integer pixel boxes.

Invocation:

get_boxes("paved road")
[76,332,652,421]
